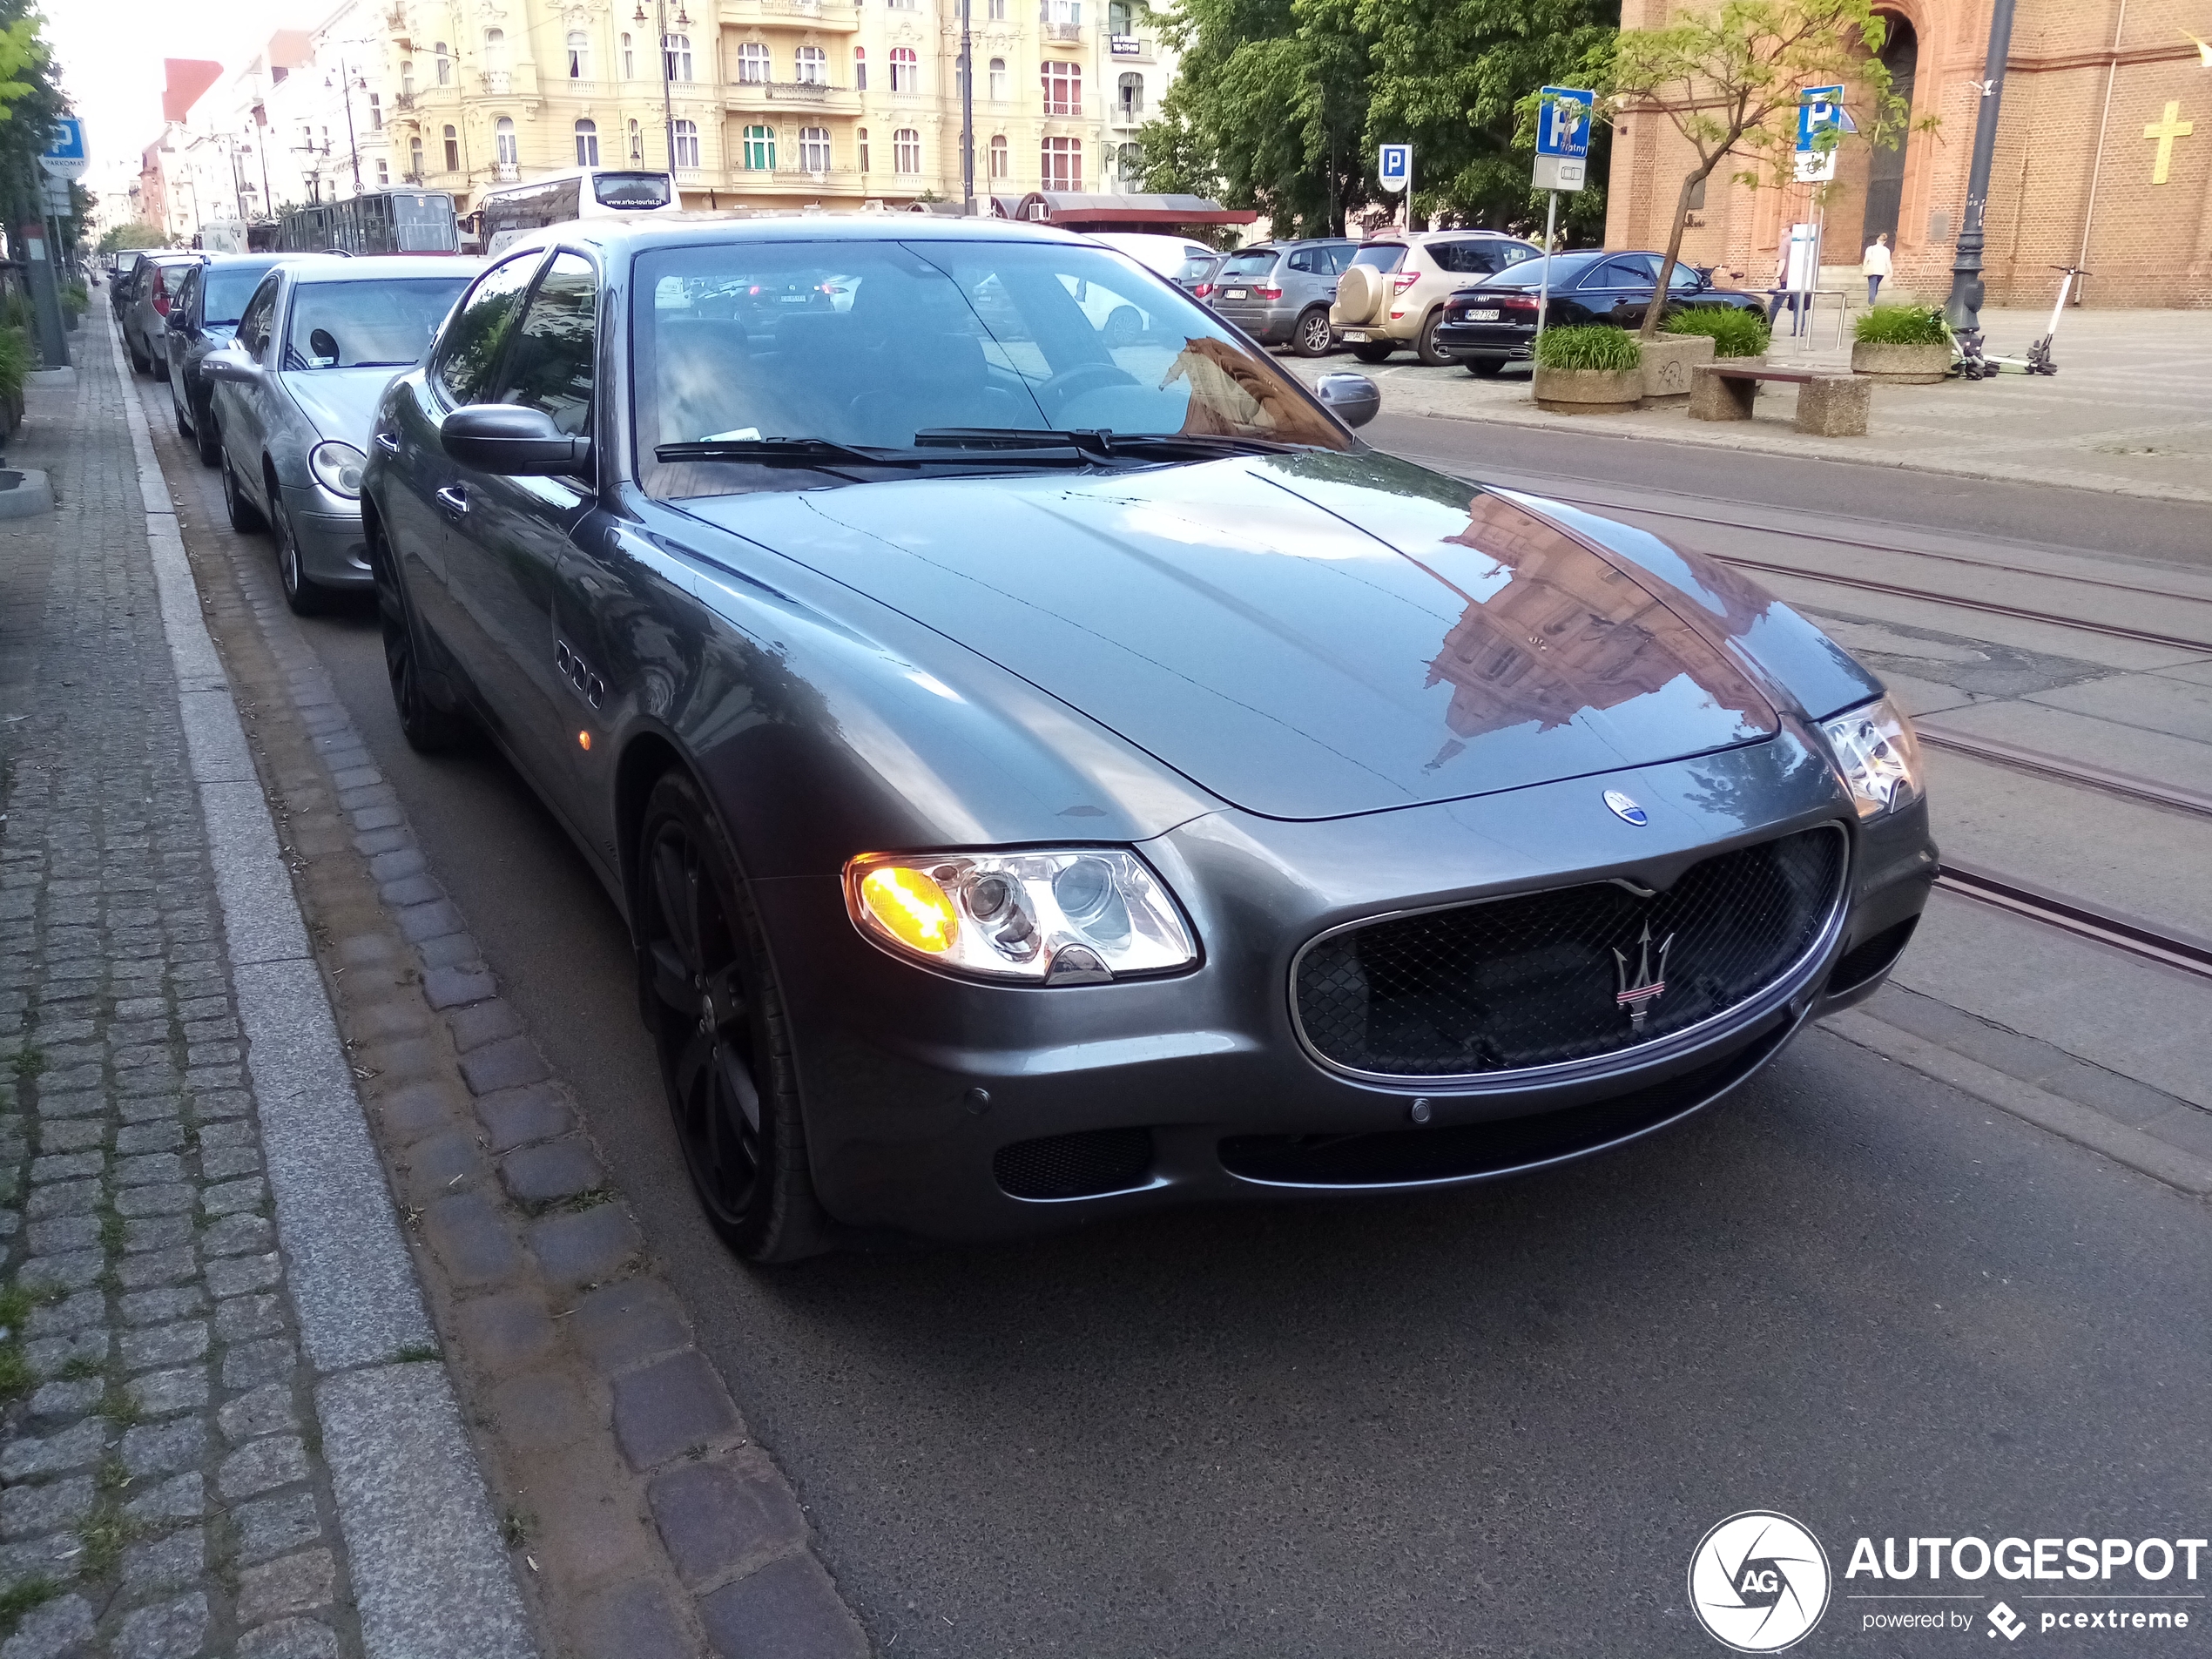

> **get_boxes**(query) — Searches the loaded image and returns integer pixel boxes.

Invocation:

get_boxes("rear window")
[1218,250,1278,280]
[1483,252,1605,288]
[1175,252,1217,281]
[592,171,673,209]
[1350,244,1407,274]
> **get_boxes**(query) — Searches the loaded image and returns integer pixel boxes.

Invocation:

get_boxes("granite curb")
[112,323,538,1658]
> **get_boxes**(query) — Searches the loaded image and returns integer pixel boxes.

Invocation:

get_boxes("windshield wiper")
[656,436,1106,470]
[914,428,1309,462]
[914,427,1107,453]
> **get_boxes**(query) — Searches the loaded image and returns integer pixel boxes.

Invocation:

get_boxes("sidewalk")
[1289,307,2212,503]
[0,327,532,1654]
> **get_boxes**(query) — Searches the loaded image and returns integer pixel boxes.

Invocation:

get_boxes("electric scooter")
[1947,264,2087,380]
[2023,264,2087,375]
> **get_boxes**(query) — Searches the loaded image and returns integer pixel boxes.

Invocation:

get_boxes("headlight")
[844,849,1198,984]
[308,440,368,500]
[1820,696,1923,819]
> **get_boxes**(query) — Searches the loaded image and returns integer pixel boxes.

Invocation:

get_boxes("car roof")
[286,255,486,285]
[201,253,287,268]
[495,213,1106,266]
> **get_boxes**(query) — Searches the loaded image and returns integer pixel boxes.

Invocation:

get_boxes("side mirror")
[442,403,590,475]
[201,346,261,384]
[1313,371,1381,430]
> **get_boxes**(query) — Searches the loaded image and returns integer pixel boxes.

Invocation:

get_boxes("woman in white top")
[1862,233,1892,305]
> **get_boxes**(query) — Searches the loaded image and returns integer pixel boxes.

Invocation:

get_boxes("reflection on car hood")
[280,367,408,443]
[678,451,1780,820]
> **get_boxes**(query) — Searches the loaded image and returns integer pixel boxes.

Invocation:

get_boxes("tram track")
[1934,860,2212,983]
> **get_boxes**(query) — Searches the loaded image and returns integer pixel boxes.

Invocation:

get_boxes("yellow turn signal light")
[857,864,959,955]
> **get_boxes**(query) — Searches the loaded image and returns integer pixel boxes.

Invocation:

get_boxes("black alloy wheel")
[270,489,321,617]
[219,449,264,533]
[369,527,467,752]
[1466,357,1506,378]
[1415,309,1453,367]
[636,770,826,1263]
[1351,341,1394,364]
[1291,307,1333,358]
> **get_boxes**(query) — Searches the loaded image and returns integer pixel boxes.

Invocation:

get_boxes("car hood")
[676,451,1778,821]
[279,367,407,442]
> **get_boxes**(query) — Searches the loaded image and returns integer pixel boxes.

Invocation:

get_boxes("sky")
[47,0,317,197]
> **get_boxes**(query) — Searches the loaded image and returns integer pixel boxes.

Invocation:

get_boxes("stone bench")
[1688,363,1871,436]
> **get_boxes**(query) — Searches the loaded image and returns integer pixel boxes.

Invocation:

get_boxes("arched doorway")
[1860,15,1918,247]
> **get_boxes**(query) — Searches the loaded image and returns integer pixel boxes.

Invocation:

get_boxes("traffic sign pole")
[1528,87,1593,360]
[1534,192,1558,351]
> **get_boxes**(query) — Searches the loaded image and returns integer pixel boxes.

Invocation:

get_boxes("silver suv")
[1206,239,1358,357]
[1331,231,1542,365]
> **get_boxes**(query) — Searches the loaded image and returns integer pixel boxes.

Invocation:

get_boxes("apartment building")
[378,0,1177,212]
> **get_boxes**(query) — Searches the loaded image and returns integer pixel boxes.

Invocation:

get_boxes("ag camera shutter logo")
[1689,1511,1832,1651]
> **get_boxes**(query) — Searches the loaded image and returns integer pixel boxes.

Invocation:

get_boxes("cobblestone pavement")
[0,347,364,1652]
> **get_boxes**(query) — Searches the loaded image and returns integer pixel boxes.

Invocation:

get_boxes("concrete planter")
[1851,340,1950,384]
[1534,366,1642,415]
[1639,334,1714,406]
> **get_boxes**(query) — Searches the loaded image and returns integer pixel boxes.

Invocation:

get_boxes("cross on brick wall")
[2143,100,2193,186]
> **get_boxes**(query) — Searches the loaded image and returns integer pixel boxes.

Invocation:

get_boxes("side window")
[1599,254,1658,285]
[1327,245,1359,274]
[1285,249,1318,274]
[431,253,543,406]
[176,268,200,327]
[236,275,281,361]
[493,252,597,437]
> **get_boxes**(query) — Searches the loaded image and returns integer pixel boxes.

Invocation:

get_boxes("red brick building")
[1602,1,2211,307]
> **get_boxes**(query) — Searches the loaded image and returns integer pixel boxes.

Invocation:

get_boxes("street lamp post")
[327,57,364,196]
[1942,0,2018,347]
[960,0,974,212]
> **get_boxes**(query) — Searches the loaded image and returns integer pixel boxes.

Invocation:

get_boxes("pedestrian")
[1766,244,1798,327]
[1862,232,1892,305]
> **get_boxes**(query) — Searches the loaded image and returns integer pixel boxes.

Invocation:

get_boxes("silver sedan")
[204,256,482,613]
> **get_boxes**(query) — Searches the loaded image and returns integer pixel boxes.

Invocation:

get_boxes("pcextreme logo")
[1689,1511,1833,1652]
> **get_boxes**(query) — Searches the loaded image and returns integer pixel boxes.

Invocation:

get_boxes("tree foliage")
[1142,0,1619,239]
[1592,0,1924,334]
[98,223,168,253]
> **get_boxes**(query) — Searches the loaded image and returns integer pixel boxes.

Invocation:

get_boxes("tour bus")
[470,168,683,256]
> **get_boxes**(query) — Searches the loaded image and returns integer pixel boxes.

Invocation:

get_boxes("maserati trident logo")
[1614,919,1673,1033]
[1603,788,1649,826]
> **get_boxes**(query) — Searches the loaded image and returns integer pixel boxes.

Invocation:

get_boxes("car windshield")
[1480,253,1606,289]
[1350,244,1407,273]
[637,238,1352,494]
[204,265,276,327]
[285,276,474,370]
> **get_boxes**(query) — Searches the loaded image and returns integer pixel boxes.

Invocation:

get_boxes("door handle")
[435,485,470,518]
[375,430,400,454]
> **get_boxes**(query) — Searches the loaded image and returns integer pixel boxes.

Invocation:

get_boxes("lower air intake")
[994,1127,1155,1200]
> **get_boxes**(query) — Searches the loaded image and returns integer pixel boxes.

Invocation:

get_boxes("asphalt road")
[175,419,2212,1656]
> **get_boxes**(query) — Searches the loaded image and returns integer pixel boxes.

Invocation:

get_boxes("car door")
[384,252,546,702]
[1597,253,1662,327]
[215,273,282,486]
[443,250,593,800]
[167,267,200,393]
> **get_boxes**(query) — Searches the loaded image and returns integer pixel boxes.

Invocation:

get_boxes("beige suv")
[1330,231,1543,365]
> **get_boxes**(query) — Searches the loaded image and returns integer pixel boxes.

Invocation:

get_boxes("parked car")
[1089,232,1220,287]
[166,253,304,467]
[1435,251,1765,375]
[110,251,151,322]
[1205,238,1358,356]
[1329,230,1544,365]
[361,217,1933,1261]
[203,255,482,613]
[123,253,206,379]
[1179,253,1227,303]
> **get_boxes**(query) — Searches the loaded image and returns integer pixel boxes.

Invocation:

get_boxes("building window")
[1041,134,1080,189]
[673,118,700,167]
[376,158,391,185]
[628,118,643,159]
[1116,140,1141,182]
[742,124,775,169]
[857,126,870,170]
[435,42,449,84]
[1044,0,1080,22]
[576,118,600,165]
[988,57,1007,100]
[889,48,918,92]
[1041,60,1081,115]
[1116,71,1141,120]
[888,0,915,10]
[988,0,1007,16]
[988,132,1008,178]
[443,125,460,171]
[664,34,692,82]
[894,127,921,172]
[566,31,589,78]
[409,135,424,177]
[853,47,867,90]
[401,60,415,96]
[495,116,518,167]
[620,33,634,77]
[1108,0,1130,29]
[485,29,508,71]
[368,92,383,130]
[799,125,830,172]
[794,45,826,84]
[738,42,770,83]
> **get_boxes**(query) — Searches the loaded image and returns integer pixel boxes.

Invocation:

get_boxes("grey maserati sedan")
[361,218,1936,1260]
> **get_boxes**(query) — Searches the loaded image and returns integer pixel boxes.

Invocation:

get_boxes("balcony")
[725,80,863,114]
[1109,102,1143,128]
[1042,21,1083,43]
[720,0,862,29]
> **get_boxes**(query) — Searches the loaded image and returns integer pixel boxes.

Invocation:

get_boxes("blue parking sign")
[1378,145,1411,189]
[1536,87,1593,159]
[44,118,85,162]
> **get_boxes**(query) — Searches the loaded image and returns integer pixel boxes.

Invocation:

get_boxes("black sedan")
[1436,250,1765,375]
[363,218,1934,1260]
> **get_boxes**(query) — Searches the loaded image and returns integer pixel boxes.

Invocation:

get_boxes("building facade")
[1603,0,2211,307]
[376,0,1177,212]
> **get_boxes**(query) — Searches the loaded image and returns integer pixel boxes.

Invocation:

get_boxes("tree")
[1590,0,1923,337]
[98,223,167,254]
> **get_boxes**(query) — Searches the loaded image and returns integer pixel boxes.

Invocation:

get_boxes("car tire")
[171,381,189,434]
[1415,310,1453,367]
[1291,307,1333,358]
[270,490,323,617]
[128,336,151,376]
[195,410,222,469]
[636,769,831,1264]
[1465,357,1506,378]
[370,523,469,753]
[219,448,265,533]
[1350,341,1395,364]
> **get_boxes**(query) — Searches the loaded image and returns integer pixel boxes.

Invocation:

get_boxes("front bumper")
[282,485,373,588]
[752,727,1937,1241]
